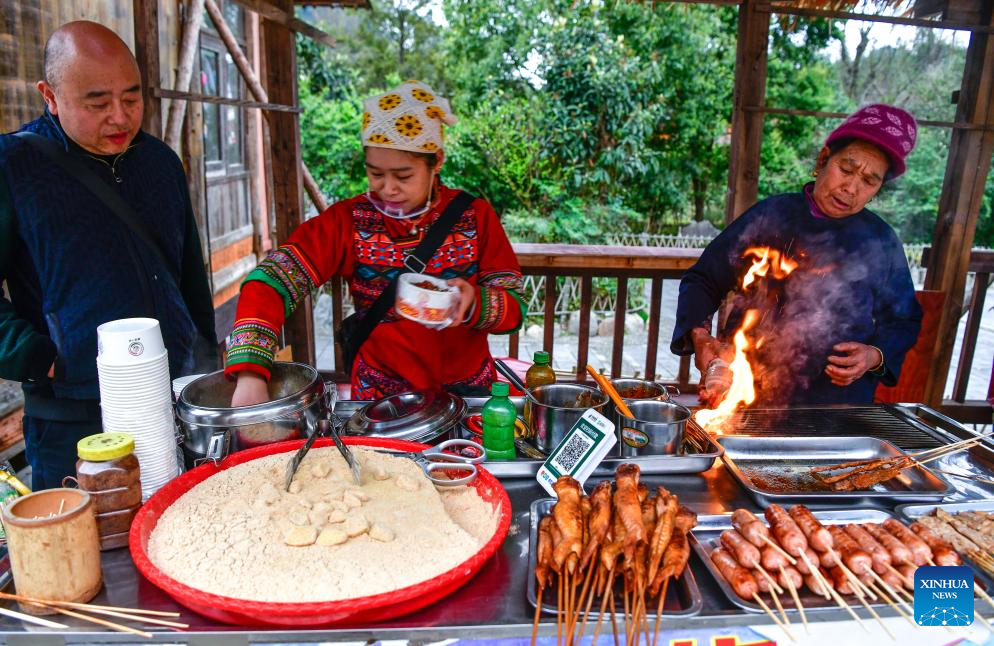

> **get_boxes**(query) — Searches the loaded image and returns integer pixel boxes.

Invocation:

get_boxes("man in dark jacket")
[0,21,216,489]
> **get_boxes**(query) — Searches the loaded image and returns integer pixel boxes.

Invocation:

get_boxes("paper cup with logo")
[395,273,459,328]
[97,318,166,365]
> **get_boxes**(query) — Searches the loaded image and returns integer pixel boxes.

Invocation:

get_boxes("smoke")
[720,223,894,405]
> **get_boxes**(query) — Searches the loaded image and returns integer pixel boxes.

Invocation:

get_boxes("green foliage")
[295,2,987,246]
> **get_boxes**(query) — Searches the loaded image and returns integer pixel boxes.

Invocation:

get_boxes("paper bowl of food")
[395,273,459,327]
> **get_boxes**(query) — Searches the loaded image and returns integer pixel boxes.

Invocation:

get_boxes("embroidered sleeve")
[471,271,526,333]
[224,318,280,379]
[225,203,354,379]
[469,198,526,334]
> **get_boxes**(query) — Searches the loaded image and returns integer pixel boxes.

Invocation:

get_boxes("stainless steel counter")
[1,427,992,644]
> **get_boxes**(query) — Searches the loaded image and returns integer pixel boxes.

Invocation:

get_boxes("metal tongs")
[284,418,362,491]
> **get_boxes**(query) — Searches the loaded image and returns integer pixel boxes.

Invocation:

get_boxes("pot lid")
[346,390,466,441]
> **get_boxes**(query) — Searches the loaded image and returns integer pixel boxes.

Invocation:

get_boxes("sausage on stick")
[882,519,932,567]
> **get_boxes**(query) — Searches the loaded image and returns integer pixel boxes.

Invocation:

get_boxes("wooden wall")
[0,0,178,133]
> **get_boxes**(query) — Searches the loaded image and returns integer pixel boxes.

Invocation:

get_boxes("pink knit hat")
[825,104,917,179]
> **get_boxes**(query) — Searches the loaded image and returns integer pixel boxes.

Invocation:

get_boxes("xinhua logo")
[914,565,974,626]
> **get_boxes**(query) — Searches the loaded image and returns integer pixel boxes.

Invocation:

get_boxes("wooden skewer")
[768,584,791,627]
[779,565,809,634]
[55,605,188,629]
[834,558,877,601]
[974,583,994,615]
[763,536,798,565]
[608,579,620,646]
[752,593,796,642]
[868,569,913,617]
[19,600,152,639]
[591,566,615,646]
[57,498,65,514]
[974,610,993,630]
[0,606,69,629]
[796,550,831,600]
[825,580,870,632]
[866,579,915,628]
[557,572,564,646]
[531,584,545,646]
[0,592,182,618]
[755,565,785,595]
[586,365,634,418]
[622,576,631,646]
[576,567,602,643]
[651,578,669,646]
[852,589,895,640]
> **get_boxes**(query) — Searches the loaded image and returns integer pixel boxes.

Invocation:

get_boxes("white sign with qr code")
[537,409,616,497]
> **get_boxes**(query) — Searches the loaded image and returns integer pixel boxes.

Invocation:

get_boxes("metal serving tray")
[717,435,951,505]
[334,398,722,478]
[895,500,994,588]
[689,508,897,614]
[527,499,703,617]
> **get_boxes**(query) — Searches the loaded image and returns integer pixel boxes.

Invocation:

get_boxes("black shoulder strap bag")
[14,131,178,284]
[338,190,475,374]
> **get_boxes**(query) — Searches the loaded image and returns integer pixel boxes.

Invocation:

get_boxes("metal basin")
[618,399,690,457]
[345,390,466,444]
[175,362,332,466]
[529,384,609,452]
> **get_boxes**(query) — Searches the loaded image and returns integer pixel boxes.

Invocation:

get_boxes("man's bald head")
[44,21,138,89]
[36,21,143,155]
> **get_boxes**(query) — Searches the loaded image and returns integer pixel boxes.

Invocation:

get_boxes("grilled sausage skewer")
[882,519,932,567]
[864,523,913,565]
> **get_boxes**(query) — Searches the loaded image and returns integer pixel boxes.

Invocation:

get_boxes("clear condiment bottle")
[76,433,143,550]
[526,350,556,389]
[482,382,517,461]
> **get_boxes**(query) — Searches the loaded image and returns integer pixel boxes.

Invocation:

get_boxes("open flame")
[741,247,798,290]
[694,247,797,433]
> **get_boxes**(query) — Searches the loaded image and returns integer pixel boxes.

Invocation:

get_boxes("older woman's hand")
[825,342,883,386]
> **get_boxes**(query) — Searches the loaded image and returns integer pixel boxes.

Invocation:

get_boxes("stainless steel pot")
[345,390,465,444]
[175,362,333,466]
[609,378,678,431]
[618,400,690,457]
[530,384,610,453]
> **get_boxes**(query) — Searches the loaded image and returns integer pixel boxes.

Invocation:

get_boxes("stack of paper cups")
[96,318,179,501]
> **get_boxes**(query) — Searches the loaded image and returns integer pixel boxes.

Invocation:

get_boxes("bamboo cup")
[2,488,102,615]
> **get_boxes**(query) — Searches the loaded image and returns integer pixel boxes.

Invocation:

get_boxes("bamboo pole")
[164,0,206,151]
[204,0,329,213]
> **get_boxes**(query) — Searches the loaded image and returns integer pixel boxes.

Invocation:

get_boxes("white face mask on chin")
[366,172,435,220]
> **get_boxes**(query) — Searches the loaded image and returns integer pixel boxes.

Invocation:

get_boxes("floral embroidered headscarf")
[361,81,457,154]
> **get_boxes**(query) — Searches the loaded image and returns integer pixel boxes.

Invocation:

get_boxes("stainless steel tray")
[527,499,703,617]
[895,500,994,588]
[689,508,896,614]
[335,398,722,478]
[717,435,951,505]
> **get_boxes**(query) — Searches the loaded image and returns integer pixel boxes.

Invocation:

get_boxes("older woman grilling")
[672,104,923,407]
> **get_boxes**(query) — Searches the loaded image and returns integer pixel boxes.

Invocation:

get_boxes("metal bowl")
[345,390,466,444]
[618,400,690,457]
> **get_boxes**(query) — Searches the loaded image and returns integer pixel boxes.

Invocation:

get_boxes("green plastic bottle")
[482,382,517,460]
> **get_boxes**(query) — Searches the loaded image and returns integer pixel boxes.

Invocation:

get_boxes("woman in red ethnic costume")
[226,81,525,404]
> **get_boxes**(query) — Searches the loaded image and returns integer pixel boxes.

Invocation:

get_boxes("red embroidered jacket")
[225,185,524,399]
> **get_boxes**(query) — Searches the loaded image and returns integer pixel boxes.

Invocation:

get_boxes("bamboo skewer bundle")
[0,590,185,637]
[532,466,696,646]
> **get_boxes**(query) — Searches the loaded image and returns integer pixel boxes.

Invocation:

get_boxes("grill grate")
[722,405,944,451]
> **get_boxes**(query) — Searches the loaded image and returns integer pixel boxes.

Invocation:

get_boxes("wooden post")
[922,2,994,407]
[133,0,162,138]
[165,0,206,151]
[262,0,314,364]
[724,0,770,223]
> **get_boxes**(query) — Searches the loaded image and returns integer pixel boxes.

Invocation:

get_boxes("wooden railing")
[502,244,701,388]
[922,247,994,423]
